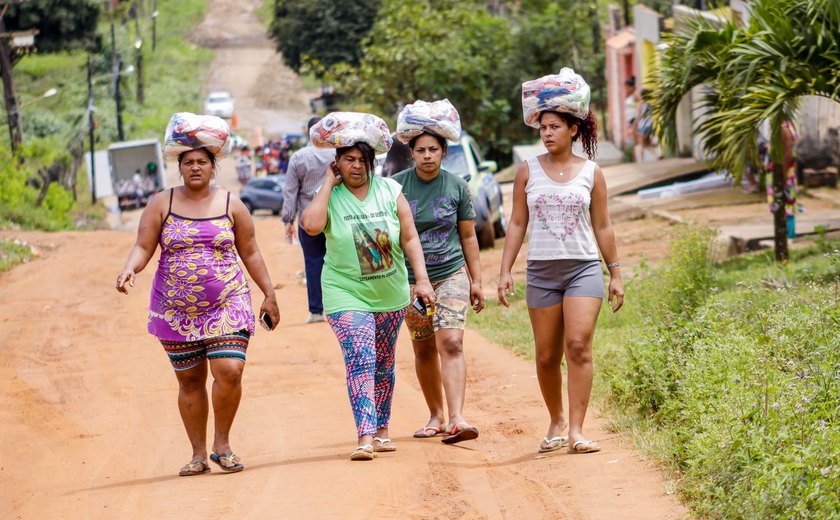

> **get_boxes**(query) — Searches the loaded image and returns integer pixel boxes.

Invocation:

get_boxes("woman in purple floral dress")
[117,116,279,476]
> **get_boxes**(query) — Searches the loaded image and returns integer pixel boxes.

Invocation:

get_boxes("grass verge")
[1,0,212,232]
[471,228,840,518]
[0,239,35,273]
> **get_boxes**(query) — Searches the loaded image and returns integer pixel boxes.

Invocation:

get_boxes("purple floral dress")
[148,191,255,341]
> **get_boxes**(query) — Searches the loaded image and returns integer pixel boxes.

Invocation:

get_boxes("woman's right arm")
[497,161,530,307]
[116,192,166,293]
[300,162,339,236]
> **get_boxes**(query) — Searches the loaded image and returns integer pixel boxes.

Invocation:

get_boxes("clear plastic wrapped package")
[522,67,590,128]
[309,112,393,153]
[163,112,231,160]
[395,99,462,144]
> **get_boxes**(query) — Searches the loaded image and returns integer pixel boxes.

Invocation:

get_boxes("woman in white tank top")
[497,69,624,455]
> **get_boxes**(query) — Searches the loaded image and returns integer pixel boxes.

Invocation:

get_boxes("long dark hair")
[336,141,376,174]
[540,110,598,160]
[382,138,413,177]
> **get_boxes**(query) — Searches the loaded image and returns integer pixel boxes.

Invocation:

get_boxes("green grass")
[0,0,212,232]
[470,229,840,518]
[256,0,273,28]
[0,239,35,273]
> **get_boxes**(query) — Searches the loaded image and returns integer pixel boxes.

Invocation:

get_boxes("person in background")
[634,89,657,163]
[623,76,637,156]
[381,137,413,177]
[281,117,336,323]
[116,113,279,476]
[500,69,624,454]
[236,145,252,185]
[301,114,435,460]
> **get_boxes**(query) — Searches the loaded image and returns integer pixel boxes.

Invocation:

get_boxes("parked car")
[441,133,506,248]
[377,133,506,248]
[239,175,284,215]
[204,91,235,119]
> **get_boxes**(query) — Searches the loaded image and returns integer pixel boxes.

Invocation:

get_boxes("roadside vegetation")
[0,0,211,232]
[471,228,840,517]
[0,239,35,274]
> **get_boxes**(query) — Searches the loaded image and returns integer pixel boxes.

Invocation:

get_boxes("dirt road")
[0,1,688,518]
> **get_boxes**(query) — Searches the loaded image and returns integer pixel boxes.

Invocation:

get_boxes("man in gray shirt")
[281,117,335,323]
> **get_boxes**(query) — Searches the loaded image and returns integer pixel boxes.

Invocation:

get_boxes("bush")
[602,230,840,518]
[0,148,73,230]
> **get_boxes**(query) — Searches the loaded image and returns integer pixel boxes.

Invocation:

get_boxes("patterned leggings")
[326,309,406,438]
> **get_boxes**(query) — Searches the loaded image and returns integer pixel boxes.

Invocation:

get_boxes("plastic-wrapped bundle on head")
[522,67,590,128]
[309,112,393,153]
[163,112,231,160]
[395,99,462,144]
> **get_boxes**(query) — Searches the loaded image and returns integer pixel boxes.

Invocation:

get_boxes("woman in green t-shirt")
[392,131,485,445]
[302,139,435,461]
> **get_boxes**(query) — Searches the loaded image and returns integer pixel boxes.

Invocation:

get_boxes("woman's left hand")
[116,270,136,294]
[469,282,485,313]
[259,297,281,331]
[608,276,624,313]
[413,279,436,312]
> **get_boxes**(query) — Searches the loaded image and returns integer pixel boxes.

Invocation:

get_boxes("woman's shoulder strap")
[167,188,175,215]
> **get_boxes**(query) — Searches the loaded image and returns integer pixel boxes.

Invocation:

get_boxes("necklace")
[547,155,568,176]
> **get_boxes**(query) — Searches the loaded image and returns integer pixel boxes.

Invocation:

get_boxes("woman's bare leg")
[208,357,245,458]
[561,297,602,449]
[412,336,445,431]
[436,328,468,429]
[174,362,209,463]
[528,304,568,440]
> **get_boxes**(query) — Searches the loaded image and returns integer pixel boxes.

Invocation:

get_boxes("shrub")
[602,230,840,518]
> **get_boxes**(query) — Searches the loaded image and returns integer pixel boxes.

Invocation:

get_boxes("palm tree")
[648,0,840,261]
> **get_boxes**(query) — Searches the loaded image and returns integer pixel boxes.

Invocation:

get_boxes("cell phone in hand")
[412,296,426,314]
[259,312,273,331]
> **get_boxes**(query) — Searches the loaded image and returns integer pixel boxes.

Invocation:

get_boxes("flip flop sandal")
[568,440,601,454]
[373,437,397,452]
[350,444,376,461]
[210,452,245,472]
[441,422,479,445]
[538,436,569,453]
[413,426,442,438]
[179,460,211,477]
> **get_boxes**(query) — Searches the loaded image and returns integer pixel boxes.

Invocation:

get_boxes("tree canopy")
[269,0,381,76]
[328,0,604,162]
[4,0,101,62]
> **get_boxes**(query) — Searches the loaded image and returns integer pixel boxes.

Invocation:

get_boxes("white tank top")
[525,156,600,261]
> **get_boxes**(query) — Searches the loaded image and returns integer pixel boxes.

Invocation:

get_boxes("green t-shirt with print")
[321,176,409,314]
[392,167,475,283]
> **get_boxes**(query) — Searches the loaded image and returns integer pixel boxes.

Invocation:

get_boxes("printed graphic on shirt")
[533,193,585,241]
[419,195,457,265]
[352,220,395,277]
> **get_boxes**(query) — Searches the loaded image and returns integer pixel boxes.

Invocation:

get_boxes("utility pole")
[87,55,96,204]
[151,0,158,52]
[0,7,22,153]
[133,13,144,105]
[113,54,125,141]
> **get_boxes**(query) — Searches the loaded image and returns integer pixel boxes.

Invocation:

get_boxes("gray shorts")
[526,259,604,308]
